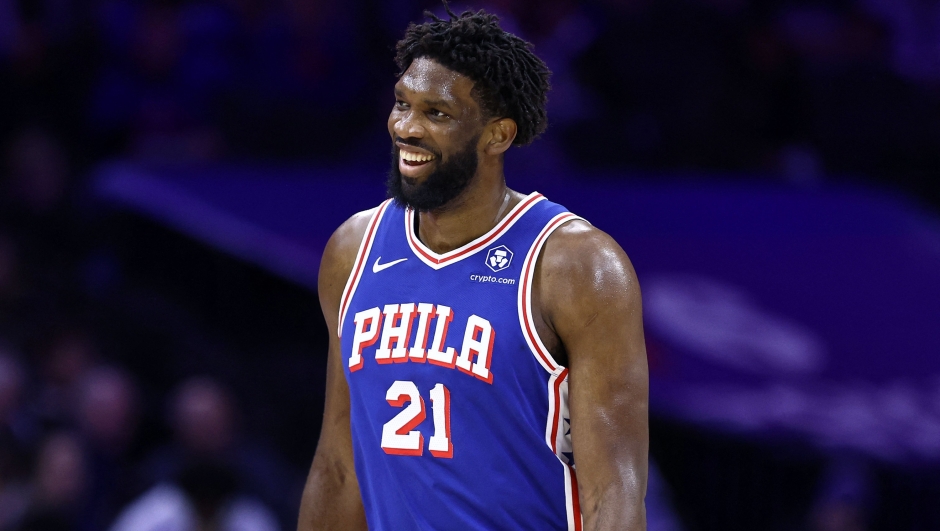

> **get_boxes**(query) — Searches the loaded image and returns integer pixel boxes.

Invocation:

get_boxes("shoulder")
[538,219,640,320]
[541,219,638,289]
[323,205,383,264]
[318,204,387,310]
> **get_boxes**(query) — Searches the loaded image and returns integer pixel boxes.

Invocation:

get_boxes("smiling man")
[297,6,648,531]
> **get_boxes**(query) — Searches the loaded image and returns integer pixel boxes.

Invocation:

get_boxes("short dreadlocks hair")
[394,4,551,146]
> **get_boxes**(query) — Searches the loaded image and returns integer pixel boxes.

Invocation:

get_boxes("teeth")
[400,151,435,163]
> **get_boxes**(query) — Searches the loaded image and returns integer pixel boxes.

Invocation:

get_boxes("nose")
[391,107,424,140]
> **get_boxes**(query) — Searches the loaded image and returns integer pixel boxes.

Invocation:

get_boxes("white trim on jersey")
[405,192,546,270]
[546,369,566,455]
[564,463,583,531]
[516,212,584,374]
[516,210,586,531]
[337,200,393,338]
[549,368,583,531]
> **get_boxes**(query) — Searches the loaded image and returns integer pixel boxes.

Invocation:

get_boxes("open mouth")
[400,150,436,166]
[398,148,438,176]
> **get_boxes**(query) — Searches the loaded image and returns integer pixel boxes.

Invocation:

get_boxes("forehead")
[396,57,477,109]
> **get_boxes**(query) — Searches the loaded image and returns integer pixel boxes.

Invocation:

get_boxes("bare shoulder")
[322,207,379,266]
[539,219,640,309]
[318,206,383,314]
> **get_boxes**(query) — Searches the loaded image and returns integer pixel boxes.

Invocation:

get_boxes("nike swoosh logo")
[372,257,408,273]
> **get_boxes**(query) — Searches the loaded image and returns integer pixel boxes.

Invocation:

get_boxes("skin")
[298,56,648,531]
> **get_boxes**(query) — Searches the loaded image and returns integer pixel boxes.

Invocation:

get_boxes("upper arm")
[298,208,375,530]
[312,207,376,477]
[538,221,648,527]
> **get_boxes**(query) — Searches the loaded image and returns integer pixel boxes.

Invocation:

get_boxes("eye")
[395,100,409,110]
[428,109,449,119]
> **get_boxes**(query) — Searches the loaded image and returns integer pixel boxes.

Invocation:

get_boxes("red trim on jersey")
[515,210,584,529]
[406,193,544,266]
[338,200,391,338]
[519,213,579,372]
[569,465,583,531]
[549,368,568,454]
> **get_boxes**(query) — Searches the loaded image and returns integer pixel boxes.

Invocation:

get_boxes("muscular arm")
[297,210,374,531]
[539,221,649,531]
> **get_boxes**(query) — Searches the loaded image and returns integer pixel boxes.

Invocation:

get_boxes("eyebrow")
[394,88,456,111]
[423,98,455,110]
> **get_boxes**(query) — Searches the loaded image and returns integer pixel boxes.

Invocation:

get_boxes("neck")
[416,167,519,254]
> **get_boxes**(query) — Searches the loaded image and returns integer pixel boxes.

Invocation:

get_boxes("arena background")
[2,0,940,529]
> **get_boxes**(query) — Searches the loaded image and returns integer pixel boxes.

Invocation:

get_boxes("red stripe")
[408,193,544,265]
[549,368,568,453]
[520,213,577,371]
[338,200,389,334]
[569,465,582,531]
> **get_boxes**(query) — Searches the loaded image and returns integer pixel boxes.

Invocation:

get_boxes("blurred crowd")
[2,0,939,194]
[1,0,939,169]
[1,0,938,529]
[0,328,298,531]
[0,59,300,526]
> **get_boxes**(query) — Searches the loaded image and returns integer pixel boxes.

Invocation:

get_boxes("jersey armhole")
[336,200,393,337]
[516,212,585,374]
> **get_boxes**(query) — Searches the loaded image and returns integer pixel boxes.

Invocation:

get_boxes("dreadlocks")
[394,4,551,146]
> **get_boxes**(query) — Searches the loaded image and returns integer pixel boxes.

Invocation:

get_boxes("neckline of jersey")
[405,191,546,269]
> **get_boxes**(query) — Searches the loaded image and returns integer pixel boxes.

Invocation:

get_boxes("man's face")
[387,57,487,212]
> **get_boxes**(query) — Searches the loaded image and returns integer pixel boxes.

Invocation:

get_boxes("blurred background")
[2,0,940,529]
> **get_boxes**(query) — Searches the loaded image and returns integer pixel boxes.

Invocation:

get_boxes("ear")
[483,118,517,156]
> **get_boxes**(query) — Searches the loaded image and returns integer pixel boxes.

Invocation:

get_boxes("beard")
[386,135,480,212]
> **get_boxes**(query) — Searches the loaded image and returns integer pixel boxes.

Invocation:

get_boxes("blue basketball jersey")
[338,192,585,530]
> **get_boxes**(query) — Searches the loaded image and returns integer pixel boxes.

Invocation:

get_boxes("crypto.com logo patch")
[485,245,513,273]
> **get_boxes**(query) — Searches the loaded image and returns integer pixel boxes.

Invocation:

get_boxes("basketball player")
[298,6,648,531]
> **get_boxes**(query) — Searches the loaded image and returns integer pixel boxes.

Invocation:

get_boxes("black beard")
[386,137,479,212]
